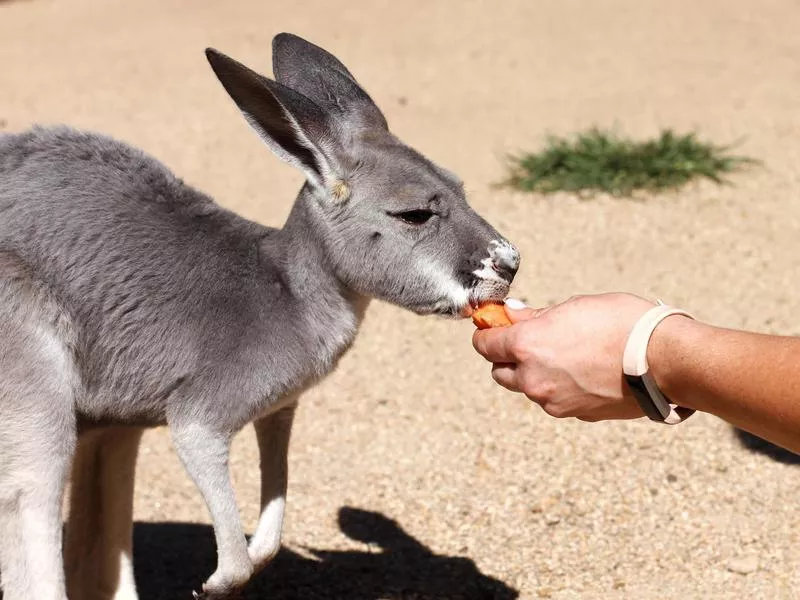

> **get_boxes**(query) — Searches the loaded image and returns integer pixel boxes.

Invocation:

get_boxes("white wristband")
[622,302,695,425]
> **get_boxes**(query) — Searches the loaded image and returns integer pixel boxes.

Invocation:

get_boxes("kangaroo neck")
[262,185,369,320]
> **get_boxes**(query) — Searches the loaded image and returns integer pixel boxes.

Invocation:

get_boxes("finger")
[503,298,548,324]
[472,327,516,363]
[491,363,520,392]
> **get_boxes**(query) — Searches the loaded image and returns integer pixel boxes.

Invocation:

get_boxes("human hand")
[472,293,658,421]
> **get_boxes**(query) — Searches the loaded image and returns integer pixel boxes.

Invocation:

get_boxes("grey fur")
[0,33,519,599]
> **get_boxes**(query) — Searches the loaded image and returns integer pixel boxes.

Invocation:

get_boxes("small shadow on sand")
[734,428,800,465]
[133,506,519,600]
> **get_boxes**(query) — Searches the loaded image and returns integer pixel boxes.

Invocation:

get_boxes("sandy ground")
[2,0,800,598]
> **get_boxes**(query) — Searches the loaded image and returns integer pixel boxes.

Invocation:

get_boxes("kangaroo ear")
[271,33,388,131]
[205,48,339,191]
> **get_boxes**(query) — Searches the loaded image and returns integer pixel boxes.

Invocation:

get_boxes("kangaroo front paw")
[248,543,280,572]
[192,586,244,599]
[193,563,252,599]
[191,585,245,599]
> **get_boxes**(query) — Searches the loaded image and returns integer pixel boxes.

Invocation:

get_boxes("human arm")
[649,313,800,453]
[471,293,800,454]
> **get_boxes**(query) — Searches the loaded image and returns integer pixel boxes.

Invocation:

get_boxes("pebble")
[545,514,562,526]
[726,555,759,575]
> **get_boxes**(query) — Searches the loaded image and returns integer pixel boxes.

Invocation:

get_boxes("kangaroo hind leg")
[0,252,78,600]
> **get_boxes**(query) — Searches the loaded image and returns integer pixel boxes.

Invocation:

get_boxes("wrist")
[646,314,705,411]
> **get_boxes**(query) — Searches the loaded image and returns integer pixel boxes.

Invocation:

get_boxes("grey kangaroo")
[0,33,519,599]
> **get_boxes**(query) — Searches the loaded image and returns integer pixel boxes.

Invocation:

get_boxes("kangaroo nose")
[489,240,520,280]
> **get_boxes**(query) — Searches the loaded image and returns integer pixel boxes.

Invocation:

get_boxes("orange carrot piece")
[472,303,512,329]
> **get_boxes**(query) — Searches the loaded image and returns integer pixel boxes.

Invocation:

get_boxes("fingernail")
[504,298,528,310]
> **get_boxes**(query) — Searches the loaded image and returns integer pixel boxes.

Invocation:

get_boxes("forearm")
[649,316,800,454]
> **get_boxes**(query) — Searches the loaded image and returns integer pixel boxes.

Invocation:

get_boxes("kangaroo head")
[206,33,519,317]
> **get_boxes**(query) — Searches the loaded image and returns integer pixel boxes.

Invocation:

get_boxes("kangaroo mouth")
[410,268,514,319]
[440,282,511,319]
[417,284,508,319]
[466,279,511,314]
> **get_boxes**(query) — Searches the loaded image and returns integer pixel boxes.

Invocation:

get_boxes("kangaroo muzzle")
[464,238,521,311]
[472,239,520,285]
[487,239,520,281]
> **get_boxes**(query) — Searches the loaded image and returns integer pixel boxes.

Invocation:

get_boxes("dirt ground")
[2,0,800,598]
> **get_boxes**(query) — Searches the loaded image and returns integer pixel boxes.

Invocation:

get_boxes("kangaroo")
[0,33,519,599]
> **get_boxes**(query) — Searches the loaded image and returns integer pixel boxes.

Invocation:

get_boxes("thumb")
[503,298,543,323]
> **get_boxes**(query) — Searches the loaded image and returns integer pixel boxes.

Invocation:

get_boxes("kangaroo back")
[0,127,278,425]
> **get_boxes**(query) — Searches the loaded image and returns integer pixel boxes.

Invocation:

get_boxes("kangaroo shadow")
[133,506,519,600]
[733,428,800,465]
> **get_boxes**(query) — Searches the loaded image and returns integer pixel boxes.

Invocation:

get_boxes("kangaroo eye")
[393,209,434,225]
